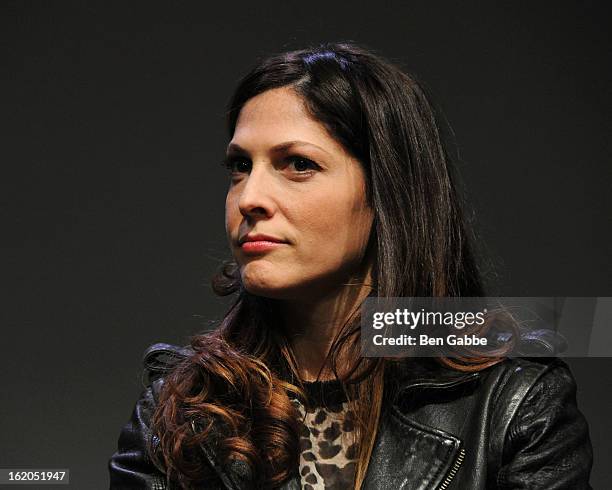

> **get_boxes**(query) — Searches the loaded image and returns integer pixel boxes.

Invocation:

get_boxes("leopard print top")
[290,379,358,490]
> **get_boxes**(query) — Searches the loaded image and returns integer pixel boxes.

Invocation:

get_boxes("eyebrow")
[226,140,331,156]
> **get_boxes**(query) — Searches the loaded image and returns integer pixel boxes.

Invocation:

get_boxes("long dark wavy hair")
[149,41,515,489]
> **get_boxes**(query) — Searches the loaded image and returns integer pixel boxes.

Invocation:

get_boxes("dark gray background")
[1,1,610,488]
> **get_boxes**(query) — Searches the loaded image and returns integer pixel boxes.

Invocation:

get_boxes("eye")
[286,156,320,173]
[221,156,251,174]
[220,154,321,176]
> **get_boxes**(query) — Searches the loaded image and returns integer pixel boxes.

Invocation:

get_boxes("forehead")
[231,87,337,150]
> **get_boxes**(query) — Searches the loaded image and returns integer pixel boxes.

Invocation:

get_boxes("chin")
[240,265,339,302]
[239,262,289,298]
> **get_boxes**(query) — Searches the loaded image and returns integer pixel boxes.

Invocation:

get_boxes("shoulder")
[483,357,593,488]
[483,357,579,443]
[109,343,193,486]
[123,341,195,418]
[142,342,194,385]
[484,357,578,419]
[141,342,194,401]
[142,342,194,378]
[486,356,572,396]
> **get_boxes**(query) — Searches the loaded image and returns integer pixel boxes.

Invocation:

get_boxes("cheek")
[291,192,372,264]
[225,191,239,231]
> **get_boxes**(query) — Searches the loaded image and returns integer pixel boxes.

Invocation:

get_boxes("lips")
[238,233,287,245]
[237,233,288,255]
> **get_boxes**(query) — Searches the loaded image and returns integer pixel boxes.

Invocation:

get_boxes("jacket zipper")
[437,447,465,490]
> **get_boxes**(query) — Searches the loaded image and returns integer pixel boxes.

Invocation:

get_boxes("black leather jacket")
[109,343,593,489]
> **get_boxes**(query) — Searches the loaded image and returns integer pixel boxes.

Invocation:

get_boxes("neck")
[278,260,375,382]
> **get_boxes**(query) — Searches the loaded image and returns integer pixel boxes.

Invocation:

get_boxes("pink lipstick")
[239,233,288,254]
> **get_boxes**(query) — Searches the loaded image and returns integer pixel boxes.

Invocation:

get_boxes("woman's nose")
[237,164,275,219]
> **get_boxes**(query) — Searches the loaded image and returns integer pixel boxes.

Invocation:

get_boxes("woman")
[109,42,593,489]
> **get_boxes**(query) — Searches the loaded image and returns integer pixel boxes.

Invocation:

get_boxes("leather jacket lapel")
[360,370,478,490]
[362,407,463,490]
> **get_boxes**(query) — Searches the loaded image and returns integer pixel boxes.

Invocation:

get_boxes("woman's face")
[225,86,374,300]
